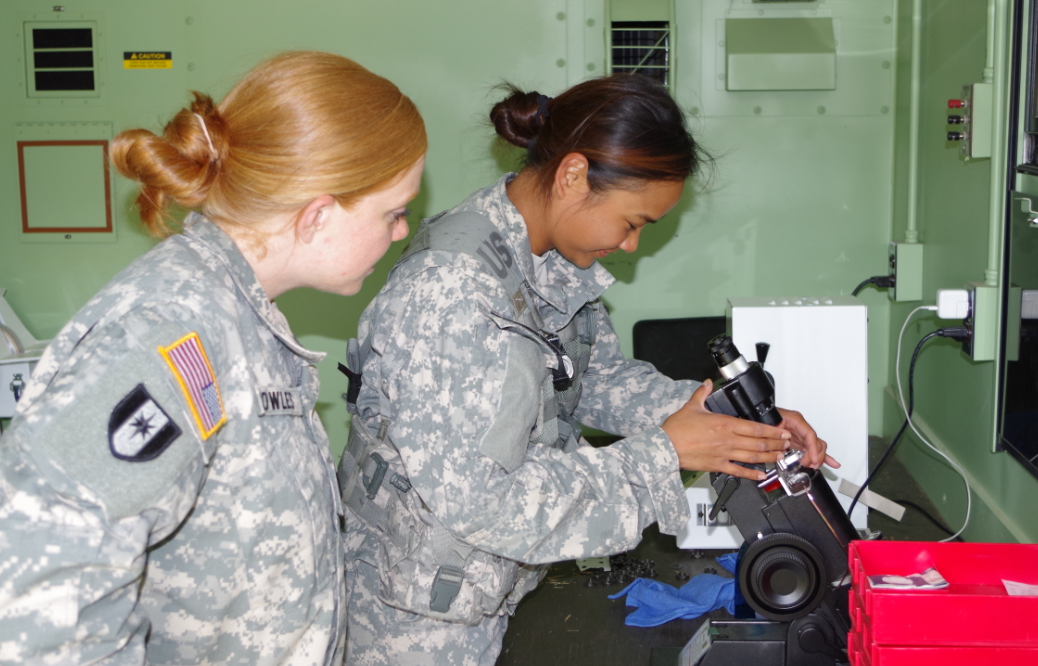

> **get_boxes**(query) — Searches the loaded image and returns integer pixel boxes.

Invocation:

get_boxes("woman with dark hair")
[340,74,835,664]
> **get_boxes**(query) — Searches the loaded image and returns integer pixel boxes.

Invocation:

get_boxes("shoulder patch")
[109,384,182,461]
[158,332,226,439]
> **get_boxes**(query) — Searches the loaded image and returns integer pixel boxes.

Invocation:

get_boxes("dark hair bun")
[489,86,543,149]
[489,73,706,198]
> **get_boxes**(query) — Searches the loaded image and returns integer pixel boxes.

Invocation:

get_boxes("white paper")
[1003,579,1038,596]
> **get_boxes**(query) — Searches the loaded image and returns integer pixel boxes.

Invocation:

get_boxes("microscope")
[687,335,857,666]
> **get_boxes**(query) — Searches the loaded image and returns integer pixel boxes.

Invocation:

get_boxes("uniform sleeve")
[572,302,699,436]
[365,267,690,565]
[0,307,215,665]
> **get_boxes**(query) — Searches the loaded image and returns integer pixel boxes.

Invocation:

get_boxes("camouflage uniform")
[342,175,695,664]
[0,215,345,665]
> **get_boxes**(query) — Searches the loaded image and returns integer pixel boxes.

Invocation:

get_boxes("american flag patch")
[159,332,226,439]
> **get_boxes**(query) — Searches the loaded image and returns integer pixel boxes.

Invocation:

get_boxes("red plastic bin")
[848,540,1038,648]
[850,639,1038,666]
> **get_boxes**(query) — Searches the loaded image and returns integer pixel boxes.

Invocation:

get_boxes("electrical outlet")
[888,242,923,301]
[962,282,998,361]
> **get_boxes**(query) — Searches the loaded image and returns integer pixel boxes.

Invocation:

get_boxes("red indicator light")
[763,479,781,493]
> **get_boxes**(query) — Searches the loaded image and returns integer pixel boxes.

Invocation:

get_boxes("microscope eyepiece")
[708,334,742,368]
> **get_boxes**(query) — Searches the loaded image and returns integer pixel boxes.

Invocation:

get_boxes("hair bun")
[110,91,224,236]
[489,86,543,149]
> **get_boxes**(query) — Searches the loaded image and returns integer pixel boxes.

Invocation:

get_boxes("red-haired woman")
[0,51,425,665]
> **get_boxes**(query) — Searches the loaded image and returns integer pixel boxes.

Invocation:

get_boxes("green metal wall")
[885,0,1038,543]
[10,0,1032,543]
[0,0,894,469]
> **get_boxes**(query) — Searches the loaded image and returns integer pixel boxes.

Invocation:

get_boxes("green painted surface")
[724,17,837,92]
[608,0,672,23]
[9,0,1035,546]
[889,241,924,301]
[726,18,836,55]
[885,0,1038,543]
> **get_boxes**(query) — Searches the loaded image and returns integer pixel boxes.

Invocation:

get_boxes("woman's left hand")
[776,408,840,469]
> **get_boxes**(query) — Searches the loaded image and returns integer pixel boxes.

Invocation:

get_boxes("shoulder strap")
[398,211,526,305]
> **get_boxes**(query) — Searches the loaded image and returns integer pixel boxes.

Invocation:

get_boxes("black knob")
[947,115,965,124]
[948,131,965,141]
[798,623,843,659]
[755,342,770,367]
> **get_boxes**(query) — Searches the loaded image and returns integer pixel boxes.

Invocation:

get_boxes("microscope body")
[695,335,856,666]
[704,335,781,427]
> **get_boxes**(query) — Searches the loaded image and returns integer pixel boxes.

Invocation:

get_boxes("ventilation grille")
[610,21,671,88]
[25,22,98,97]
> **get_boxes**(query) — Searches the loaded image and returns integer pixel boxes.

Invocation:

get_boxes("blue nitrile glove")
[607,556,737,628]
[717,552,737,574]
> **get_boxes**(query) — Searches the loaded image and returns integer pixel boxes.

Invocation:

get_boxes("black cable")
[852,275,896,297]
[847,325,969,515]
[852,277,878,296]
[848,330,939,518]
[848,326,971,524]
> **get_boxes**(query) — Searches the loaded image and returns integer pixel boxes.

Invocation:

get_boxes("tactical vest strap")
[400,211,530,322]
[339,208,596,618]
[338,415,412,553]
[428,521,474,613]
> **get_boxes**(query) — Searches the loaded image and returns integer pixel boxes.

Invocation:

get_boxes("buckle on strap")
[364,452,412,499]
[429,565,465,613]
[365,452,390,500]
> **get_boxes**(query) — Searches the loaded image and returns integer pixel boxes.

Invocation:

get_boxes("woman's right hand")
[661,380,791,481]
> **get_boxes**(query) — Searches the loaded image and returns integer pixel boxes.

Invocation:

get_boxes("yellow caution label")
[123,52,172,69]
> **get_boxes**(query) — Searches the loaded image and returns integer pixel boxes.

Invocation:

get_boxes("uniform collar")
[478,174,615,320]
[182,213,325,364]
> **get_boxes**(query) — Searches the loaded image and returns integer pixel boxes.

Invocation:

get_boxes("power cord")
[896,309,972,542]
[848,329,937,518]
[848,306,972,542]
[848,329,964,540]
[852,275,896,297]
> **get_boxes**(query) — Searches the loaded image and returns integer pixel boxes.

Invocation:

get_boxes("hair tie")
[535,94,553,128]
[193,113,217,159]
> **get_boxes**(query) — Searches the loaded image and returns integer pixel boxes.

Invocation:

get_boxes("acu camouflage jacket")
[345,175,695,622]
[0,216,345,665]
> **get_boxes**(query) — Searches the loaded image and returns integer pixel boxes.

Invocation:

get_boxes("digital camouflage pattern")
[344,175,696,663]
[345,556,509,666]
[0,215,345,665]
